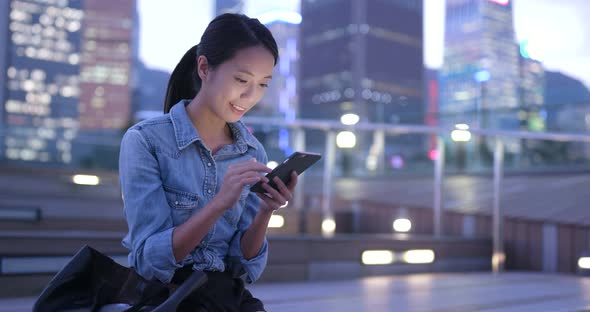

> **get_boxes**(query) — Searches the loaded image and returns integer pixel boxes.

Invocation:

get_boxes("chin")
[226,115,242,123]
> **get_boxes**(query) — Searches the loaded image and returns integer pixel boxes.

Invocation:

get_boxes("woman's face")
[200,45,275,123]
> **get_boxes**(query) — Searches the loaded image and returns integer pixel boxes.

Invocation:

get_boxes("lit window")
[6,149,20,160]
[7,67,17,78]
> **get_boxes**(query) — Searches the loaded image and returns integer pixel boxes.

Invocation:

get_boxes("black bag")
[33,245,207,312]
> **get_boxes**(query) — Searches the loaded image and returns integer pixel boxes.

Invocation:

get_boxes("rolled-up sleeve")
[119,129,182,283]
[228,150,269,283]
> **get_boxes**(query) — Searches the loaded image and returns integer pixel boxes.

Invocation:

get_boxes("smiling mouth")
[231,102,246,112]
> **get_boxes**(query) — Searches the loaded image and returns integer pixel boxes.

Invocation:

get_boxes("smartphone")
[250,152,322,193]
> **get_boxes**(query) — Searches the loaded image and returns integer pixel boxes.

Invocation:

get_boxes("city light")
[72,174,100,186]
[256,10,302,25]
[362,250,395,265]
[455,123,469,130]
[578,257,590,269]
[519,40,531,59]
[336,131,356,148]
[393,218,412,232]
[474,70,491,83]
[390,155,405,169]
[451,124,472,142]
[362,249,435,265]
[340,113,360,125]
[451,130,471,142]
[321,218,336,235]
[366,155,378,171]
[266,161,279,170]
[519,39,545,61]
[488,0,509,5]
[402,250,435,264]
[492,252,506,272]
[429,149,438,161]
[268,215,285,228]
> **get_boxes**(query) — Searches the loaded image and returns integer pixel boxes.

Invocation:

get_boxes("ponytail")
[163,45,201,113]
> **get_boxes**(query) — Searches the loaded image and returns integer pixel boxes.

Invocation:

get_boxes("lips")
[230,102,247,115]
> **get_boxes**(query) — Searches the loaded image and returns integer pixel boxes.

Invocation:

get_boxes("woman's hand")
[257,172,298,213]
[214,158,271,210]
[240,171,298,261]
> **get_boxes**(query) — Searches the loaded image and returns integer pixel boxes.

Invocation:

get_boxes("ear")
[196,55,209,81]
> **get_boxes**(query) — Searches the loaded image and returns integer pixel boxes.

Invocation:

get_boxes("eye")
[259,83,269,88]
[234,77,247,84]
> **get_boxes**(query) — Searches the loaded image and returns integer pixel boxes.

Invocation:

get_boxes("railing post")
[322,131,336,234]
[492,138,505,273]
[293,128,307,234]
[434,136,445,237]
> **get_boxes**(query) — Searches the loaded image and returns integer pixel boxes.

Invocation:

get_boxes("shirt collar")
[170,99,259,152]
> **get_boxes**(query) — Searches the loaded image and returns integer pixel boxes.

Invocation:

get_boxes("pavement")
[4,272,590,312]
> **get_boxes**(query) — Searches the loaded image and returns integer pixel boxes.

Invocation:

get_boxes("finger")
[242,175,262,186]
[227,158,256,170]
[227,159,256,172]
[238,172,266,186]
[232,160,272,175]
[272,176,293,202]
[256,191,272,200]
[262,182,287,205]
[256,192,278,210]
[249,162,273,174]
[287,171,298,191]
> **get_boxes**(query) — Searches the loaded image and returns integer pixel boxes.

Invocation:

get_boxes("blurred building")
[299,0,424,174]
[544,71,590,132]
[247,10,301,161]
[74,0,136,169]
[300,0,423,124]
[519,58,544,108]
[130,2,168,124]
[544,71,590,108]
[255,11,300,121]
[215,0,243,15]
[0,0,136,169]
[518,53,545,132]
[79,0,134,132]
[0,0,84,165]
[440,0,520,130]
[131,61,169,122]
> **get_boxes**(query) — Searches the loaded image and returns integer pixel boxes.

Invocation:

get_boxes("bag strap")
[122,282,170,312]
[150,270,208,312]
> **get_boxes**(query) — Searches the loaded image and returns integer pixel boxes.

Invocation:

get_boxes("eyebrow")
[237,69,272,79]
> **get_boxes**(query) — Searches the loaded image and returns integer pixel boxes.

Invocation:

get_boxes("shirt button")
[207,162,211,167]
[207,189,212,194]
[174,201,179,205]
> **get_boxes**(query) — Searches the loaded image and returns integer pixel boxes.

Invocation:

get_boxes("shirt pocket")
[163,185,199,225]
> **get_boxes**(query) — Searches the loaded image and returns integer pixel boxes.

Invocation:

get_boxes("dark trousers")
[172,266,265,312]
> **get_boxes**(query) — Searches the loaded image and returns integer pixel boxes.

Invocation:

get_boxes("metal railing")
[2,116,589,273]
[243,116,590,273]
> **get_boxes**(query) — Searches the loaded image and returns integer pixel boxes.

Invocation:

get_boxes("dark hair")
[163,13,279,113]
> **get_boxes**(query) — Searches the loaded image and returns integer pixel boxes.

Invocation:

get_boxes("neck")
[186,93,231,143]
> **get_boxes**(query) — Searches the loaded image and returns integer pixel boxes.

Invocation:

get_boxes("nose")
[240,84,255,100]
[240,84,264,105]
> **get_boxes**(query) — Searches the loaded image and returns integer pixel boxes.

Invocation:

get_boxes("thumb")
[250,158,257,162]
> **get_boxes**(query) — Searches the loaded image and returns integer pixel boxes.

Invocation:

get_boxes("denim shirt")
[119,100,268,284]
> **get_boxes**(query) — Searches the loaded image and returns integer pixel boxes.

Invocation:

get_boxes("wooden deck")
[2,272,589,311]
[250,272,590,312]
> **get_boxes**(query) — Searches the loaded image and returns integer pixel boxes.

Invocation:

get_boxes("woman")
[119,13,297,311]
